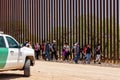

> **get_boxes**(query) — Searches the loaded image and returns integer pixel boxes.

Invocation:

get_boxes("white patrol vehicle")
[0,32,35,77]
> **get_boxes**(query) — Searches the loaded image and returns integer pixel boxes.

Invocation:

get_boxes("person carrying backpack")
[51,40,58,61]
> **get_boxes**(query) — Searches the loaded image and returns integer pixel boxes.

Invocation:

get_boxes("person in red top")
[83,46,87,56]
[81,45,87,63]
[41,40,46,60]
[34,43,40,60]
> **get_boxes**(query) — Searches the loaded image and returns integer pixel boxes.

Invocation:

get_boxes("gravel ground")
[0,60,120,80]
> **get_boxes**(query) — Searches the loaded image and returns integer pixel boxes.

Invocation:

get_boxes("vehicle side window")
[6,37,19,48]
[0,36,6,48]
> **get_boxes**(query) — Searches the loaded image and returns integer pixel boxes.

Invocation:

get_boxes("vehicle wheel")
[24,59,30,77]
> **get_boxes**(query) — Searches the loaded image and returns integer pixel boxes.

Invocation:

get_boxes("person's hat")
[74,43,77,46]
[53,40,56,43]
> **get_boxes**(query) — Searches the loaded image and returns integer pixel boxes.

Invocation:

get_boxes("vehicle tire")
[24,59,30,77]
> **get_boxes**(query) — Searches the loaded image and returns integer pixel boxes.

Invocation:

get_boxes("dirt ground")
[0,61,120,80]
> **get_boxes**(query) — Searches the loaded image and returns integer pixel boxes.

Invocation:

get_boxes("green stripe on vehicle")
[0,48,8,69]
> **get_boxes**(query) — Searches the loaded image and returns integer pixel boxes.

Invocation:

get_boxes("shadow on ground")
[0,73,25,80]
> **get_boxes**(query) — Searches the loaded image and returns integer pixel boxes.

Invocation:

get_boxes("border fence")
[0,0,119,63]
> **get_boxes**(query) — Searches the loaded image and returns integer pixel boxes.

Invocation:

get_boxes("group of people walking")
[23,40,58,61]
[40,40,58,61]
[23,40,102,64]
[62,42,101,64]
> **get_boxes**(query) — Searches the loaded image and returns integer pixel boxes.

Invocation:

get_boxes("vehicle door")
[0,36,8,69]
[5,36,20,69]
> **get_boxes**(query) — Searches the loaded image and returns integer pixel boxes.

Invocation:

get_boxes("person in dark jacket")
[74,42,81,64]
[45,41,51,61]
[85,44,92,64]
[51,40,58,61]
[23,40,28,46]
